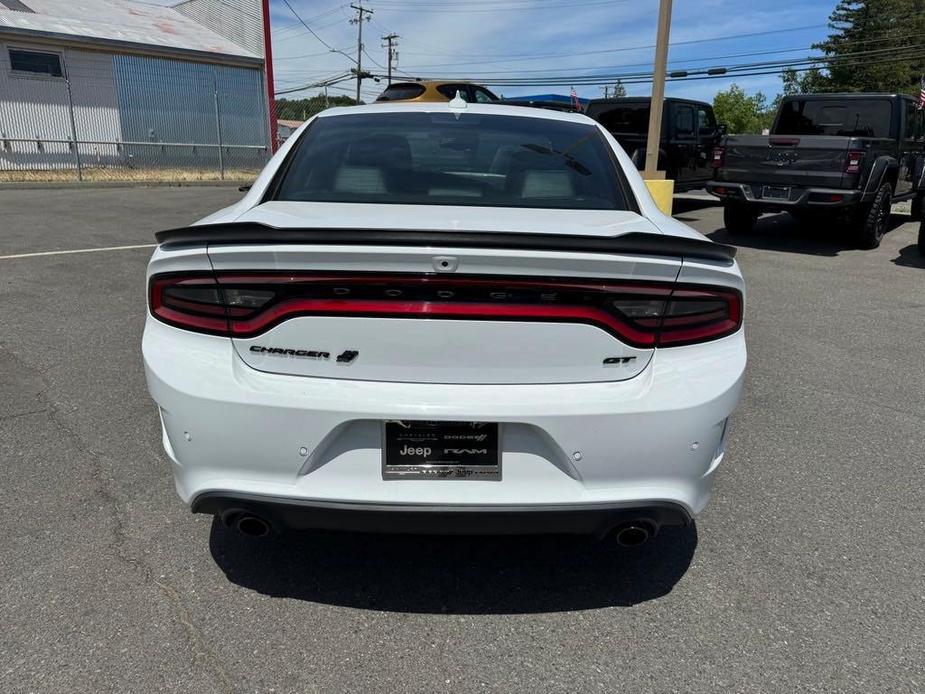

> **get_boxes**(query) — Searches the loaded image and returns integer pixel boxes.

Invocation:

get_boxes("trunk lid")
[208,202,684,385]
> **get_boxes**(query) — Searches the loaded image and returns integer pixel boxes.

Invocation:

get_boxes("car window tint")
[775,99,893,137]
[587,103,649,134]
[376,83,426,101]
[274,112,629,211]
[436,84,470,100]
[698,106,715,134]
[675,106,695,136]
[472,87,496,103]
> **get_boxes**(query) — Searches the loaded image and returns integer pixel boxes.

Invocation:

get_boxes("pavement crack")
[1,344,238,694]
[0,407,48,422]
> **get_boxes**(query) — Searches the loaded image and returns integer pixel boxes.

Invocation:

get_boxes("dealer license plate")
[382,420,501,480]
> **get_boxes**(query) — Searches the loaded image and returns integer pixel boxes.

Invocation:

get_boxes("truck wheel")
[911,194,923,221]
[918,217,925,253]
[724,204,757,235]
[856,183,892,249]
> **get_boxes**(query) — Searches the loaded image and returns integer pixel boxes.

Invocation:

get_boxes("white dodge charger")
[143,101,746,546]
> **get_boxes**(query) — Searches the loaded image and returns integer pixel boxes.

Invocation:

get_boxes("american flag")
[919,75,925,110]
[570,87,582,112]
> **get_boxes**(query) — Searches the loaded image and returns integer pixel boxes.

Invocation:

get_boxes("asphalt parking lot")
[1,186,923,694]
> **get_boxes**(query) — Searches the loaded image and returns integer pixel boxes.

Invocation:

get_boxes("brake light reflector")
[711,146,725,168]
[845,150,864,174]
[149,272,743,348]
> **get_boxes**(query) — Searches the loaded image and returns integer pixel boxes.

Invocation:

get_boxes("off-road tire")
[723,203,757,235]
[911,193,923,222]
[917,216,925,254]
[856,183,892,250]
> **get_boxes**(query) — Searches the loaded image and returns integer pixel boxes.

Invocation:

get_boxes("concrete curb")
[0,180,250,191]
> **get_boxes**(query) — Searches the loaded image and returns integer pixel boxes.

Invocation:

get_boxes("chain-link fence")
[0,49,270,183]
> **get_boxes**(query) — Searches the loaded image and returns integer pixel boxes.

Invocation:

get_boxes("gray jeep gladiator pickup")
[707,93,925,248]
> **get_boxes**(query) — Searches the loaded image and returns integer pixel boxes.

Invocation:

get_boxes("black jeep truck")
[707,93,925,248]
[586,97,724,192]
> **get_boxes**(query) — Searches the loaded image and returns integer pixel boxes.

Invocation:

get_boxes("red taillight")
[149,273,743,348]
[845,150,864,174]
[711,146,725,168]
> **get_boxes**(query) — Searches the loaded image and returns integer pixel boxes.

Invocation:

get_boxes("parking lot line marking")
[0,243,156,260]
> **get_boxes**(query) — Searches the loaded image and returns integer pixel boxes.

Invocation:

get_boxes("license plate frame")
[762,185,791,201]
[382,420,501,480]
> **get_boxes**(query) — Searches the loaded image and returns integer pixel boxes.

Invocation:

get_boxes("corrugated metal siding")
[0,40,121,170]
[1,40,266,173]
[172,0,263,56]
[112,53,266,170]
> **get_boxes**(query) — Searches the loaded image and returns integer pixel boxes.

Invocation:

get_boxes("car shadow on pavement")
[891,244,925,268]
[208,520,698,614]
[705,212,909,256]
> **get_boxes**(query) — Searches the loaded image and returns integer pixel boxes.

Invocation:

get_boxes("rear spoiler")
[155,222,736,264]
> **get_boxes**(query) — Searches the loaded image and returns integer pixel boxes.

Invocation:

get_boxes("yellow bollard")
[644,178,675,216]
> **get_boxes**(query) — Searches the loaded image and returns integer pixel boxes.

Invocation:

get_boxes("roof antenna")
[448,90,467,119]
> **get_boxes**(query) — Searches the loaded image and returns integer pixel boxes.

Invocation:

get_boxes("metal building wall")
[0,40,122,171]
[172,0,263,56]
[0,40,267,180]
[112,54,267,174]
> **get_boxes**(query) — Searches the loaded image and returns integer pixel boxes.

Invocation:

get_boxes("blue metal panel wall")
[112,54,266,171]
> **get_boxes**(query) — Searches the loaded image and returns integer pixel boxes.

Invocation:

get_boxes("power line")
[372,44,925,88]
[371,0,634,12]
[279,0,357,63]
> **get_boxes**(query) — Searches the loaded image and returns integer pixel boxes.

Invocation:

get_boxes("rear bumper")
[707,181,860,209]
[143,316,746,525]
[195,493,691,535]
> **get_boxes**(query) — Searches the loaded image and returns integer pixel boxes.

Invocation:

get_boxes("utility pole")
[601,86,610,99]
[643,0,672,179]
[350,3,373,103]
[261,0,278,153]
[381,33,399,85]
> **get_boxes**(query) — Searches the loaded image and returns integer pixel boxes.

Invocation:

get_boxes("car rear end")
[143,104,746,539]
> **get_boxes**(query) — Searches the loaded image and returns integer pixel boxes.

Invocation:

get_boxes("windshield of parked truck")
[774,99,893,138]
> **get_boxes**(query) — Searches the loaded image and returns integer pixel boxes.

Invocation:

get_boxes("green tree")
[713,84,770,134]
[275,95,359,121]
[813,0,925,94]
[612,80,627,97]
[780,67,830,95]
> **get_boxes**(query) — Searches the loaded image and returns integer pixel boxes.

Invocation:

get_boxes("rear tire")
[911,193,923,221]
[856,183,892,249]
[918,217,925,254]
[723,203,757,235]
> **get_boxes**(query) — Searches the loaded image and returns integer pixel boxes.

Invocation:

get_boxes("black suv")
[586,97,724,192]
[708,93,925,248]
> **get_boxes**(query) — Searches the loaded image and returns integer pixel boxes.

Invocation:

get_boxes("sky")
[156,0,839,104]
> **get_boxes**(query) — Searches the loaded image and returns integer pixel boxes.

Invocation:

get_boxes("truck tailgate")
[720,135,851,188]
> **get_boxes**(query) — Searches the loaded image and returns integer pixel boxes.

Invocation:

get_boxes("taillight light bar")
[711,146,725,168]
[149,272,743,348]
[845,150,864,174]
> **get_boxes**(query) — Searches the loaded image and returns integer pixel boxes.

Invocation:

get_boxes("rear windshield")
[376,84,426,102]
[775,99,894,137]
[586,103,649,134]
[273,112,629,210]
